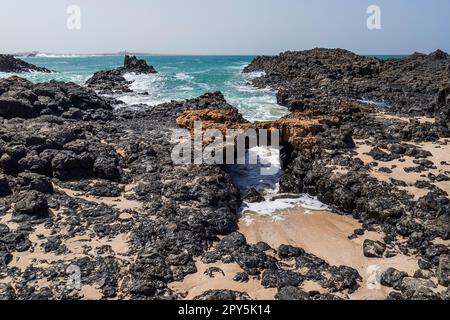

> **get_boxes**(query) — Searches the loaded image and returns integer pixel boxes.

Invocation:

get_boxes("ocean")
[0,54,407,121]
[0,55,291,122]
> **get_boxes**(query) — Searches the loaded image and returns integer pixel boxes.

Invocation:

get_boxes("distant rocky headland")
[0,49,449,300]
[0,54,52,73]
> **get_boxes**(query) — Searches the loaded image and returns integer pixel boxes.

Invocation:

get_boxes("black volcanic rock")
[0,54,52,73]
[0,76,112,120]
[261,269,303,288]
[0,48,448,301]
[86,55,157,93]
[242,187,265,203]
[122,55,157,74]
[437,255,450,287]
[275,286,309,300]
[381,268,408,287]
[363,240,386,258]
[244,48,450,122]
[193,290,251,300]
[13,191,48,217]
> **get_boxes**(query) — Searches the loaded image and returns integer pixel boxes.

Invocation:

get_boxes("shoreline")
[1,49,449,300]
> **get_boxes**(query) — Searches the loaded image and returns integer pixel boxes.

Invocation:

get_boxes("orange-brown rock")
[176,108,340,149]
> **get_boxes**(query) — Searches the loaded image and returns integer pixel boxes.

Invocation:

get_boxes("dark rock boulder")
[0,97,37,119]
[13,190,48,217]
[325,265,361,293]
[395,277,438,299]
[0,284,15,300]
[86,55,157,93]
[16,172,53,194]
[93,156,121,180]
[278,245,305,259]
[261,269,302,288]
[0,54,52,73]
[217,232,247,251]
[363,239,386,258]
[233,272,249,283]
[380,268,408,287]
[0,175,12,197]
[275,286,309,300]
[0,76,112,120]
[242,187,265,203]
[0,251,13,266]
[123,55,157,74]
[437,255,450,287]
[193,290,251,300]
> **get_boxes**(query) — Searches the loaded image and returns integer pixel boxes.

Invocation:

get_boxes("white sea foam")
[34,54,101,58]
[116,72,169,106]
[123,72,162,92]
[229,95,290,122]
[356,98,390,108]
[177,86,195,91]
[175,72,194,81]
[226,63,249,71]
[227,147,329,221]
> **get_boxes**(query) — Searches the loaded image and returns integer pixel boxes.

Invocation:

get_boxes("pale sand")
[79,285,104,300]
[170,209,419,300]
[169,259,277,300]
[58,185,142,211]
[355,139,450,199]
[375,113,436,124]
[2,186,134,299]
[8,229,131,272]
[239,209,419,300]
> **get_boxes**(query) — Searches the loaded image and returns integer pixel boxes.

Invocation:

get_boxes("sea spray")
[227,147,329,221]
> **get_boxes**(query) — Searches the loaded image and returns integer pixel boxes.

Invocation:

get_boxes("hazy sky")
[1,0,449,55]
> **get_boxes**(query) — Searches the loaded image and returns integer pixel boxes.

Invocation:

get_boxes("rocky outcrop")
[0,89,368,300]
[0,76,112,120]
[176,106,339,149]
[244,48,450,129]
[1,49,449,301]
[363,240,386,258]
[0,92,243,299]
[86,55,157,93]
[0,54,52,73]
[241,49,450,301]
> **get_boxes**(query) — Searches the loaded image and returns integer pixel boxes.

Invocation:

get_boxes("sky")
[0,0,449,55]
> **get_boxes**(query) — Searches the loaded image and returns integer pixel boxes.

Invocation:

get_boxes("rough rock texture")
[239,49,450,300]
[1,49,449,300]
[176,107,339,149]
[244,48,450,128]
[0,55,52,73]
[86,55,157,93]
[381,268,408,287]
[0,76,112,120]
[363,240,386,258]
[437,255,450,287]
[0,90,246,300]
[193,290,251,300]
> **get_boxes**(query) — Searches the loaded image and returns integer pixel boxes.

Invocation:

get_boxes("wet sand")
[170,208,420,300]
[170,259,276,300]
[239,209,419,300]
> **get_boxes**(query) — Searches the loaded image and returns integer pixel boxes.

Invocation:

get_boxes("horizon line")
[5,49,427,58]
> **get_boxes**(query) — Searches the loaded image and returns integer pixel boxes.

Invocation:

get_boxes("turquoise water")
[0,55,289,121]
[0,54,406,121]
